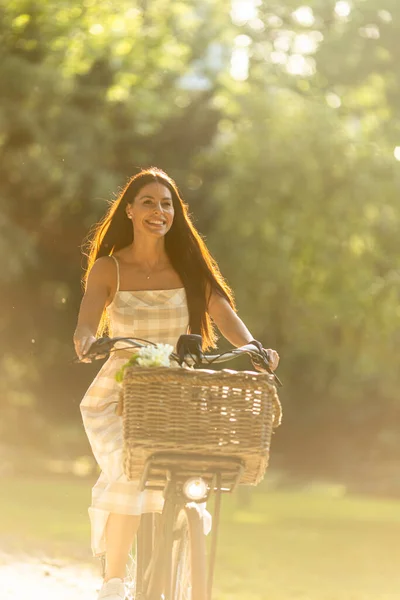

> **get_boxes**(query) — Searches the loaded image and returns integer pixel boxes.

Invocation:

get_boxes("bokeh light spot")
[231,48,249,81]
[292,6,315,27]
[326,92,342,108]
[89,24,104,35]
[335,1,351,18]
[231,0,259,25]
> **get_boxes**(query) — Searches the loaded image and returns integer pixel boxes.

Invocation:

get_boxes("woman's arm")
[208,291,280,370]
[73,257,114,359]
[208,292,253,347]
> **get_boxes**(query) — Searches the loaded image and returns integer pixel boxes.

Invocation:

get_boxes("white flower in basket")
[136,343,174,367]
[115,343,174,382]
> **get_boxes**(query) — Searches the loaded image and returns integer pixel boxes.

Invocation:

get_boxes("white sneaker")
[97,578,126,600]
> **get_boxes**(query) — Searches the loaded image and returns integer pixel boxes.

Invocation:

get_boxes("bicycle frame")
[135,452,244,600]
[82,335,281,599]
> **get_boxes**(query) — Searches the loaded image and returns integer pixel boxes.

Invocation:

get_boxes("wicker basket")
[121,367,282,485]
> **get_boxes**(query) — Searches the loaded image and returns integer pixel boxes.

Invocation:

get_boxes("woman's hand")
[250,340,279,371]
[265,348,280,371]
[73,328,97,361]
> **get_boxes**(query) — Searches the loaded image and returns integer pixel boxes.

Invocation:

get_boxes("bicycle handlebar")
[78,335,282,387]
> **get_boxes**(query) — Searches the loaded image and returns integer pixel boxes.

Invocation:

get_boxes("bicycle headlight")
[182,477,208,501]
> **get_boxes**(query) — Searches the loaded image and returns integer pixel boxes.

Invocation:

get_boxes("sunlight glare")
[287,54,315,76]
[294,34,318,55]
[89,23,104,35]
[125,7,141,19]
[394,147,400,161]
[235,34,252,47]
[335,1,351,18]
[231,47,249,81]
[274,31,292,53]
[292,6,315,27]
[0,560,99,600]
[266,15,283,28]
[270,51,288,65]
[326,92,342,108]
[249,18,265,32]
[231,0,259,25]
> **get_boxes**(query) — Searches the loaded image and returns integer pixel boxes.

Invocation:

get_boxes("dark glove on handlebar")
[176,334,203,366]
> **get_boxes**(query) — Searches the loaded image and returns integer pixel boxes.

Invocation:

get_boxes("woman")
[74,167,279,600]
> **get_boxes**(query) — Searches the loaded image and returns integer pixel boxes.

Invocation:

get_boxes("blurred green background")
[2,476,400,599]
[2,1,400,598]
[1,0,400,540]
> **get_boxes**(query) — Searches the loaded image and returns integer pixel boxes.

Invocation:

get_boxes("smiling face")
[126,181,175,237]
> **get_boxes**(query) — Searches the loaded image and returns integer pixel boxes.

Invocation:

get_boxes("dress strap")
[110,255,120,292]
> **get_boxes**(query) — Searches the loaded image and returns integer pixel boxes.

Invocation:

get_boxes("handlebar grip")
[176,334,203,366]
[83,336,113,360]
[248,340,283,387]
[88,336,111,350]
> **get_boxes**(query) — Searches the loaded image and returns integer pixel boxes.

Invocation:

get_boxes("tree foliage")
[1,0,399,482]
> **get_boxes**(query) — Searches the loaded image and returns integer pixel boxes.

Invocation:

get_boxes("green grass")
[0,476,91,555]
[214,490,400,599]
[1,476,400,599]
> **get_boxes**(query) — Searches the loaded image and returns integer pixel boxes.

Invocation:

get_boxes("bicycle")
[81,334,282,600]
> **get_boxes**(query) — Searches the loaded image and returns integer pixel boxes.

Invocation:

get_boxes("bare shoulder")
[87,256,116,290]
[112,246,132,263]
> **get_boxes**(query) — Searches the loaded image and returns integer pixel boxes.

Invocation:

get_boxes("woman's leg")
[104,513,141,581]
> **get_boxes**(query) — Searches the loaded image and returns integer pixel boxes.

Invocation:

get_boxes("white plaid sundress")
[80,256,189,556]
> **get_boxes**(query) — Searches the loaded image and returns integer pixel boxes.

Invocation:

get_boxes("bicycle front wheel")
[171,505,207,600]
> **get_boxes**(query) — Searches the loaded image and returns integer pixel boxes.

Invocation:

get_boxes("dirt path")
[0,552,100,600]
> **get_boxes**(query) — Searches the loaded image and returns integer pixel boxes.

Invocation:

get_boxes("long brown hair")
[83,167,236,349]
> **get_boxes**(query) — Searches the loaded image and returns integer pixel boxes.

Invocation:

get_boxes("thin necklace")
[144,268,153,280]
[144,262,167,280]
